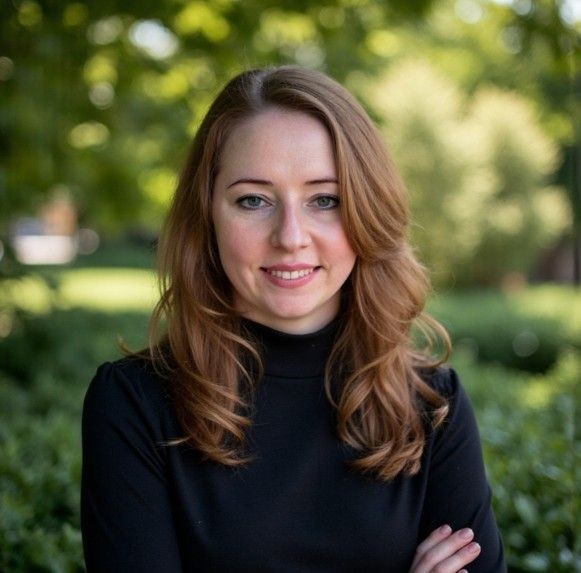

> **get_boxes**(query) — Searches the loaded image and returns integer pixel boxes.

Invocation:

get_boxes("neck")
[241,316,342,378]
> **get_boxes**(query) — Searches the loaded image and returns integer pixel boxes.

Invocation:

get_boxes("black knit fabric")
[81,318,506,572]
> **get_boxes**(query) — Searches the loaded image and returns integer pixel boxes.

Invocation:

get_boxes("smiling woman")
[212,109,356,334]
[81,66,506,572]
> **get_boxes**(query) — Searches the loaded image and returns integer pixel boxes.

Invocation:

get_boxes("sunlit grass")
[2,268,157,313]
[59,268,157,311]
[512,285,581,337]
[520,350,579,409]
[428,284,581,339]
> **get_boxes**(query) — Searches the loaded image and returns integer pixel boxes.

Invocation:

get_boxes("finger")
[425,541,481,573]
[411,528,476,573]
[410,525,453,570]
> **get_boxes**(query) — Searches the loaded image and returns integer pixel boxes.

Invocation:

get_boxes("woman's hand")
[410,525,481,573]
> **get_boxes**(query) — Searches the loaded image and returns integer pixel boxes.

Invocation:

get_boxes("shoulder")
[84,355,172,422]
[416,366,484,472]
[416,364,479,437]
[82,357,182,475]
[416,364,464,410]
[417,364,459,395]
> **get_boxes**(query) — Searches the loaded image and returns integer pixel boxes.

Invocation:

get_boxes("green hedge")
[0,308,150,386]
[454,349,579,572]
[0,409,84,573]
[428,286,580,373]
[0,308,149,573]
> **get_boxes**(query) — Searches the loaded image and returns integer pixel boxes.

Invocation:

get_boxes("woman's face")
[212,108,357,334]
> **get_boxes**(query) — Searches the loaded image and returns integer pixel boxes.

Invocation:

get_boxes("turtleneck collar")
[241,317,342,379]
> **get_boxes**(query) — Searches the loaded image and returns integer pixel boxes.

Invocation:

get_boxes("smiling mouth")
[261,266,321,280]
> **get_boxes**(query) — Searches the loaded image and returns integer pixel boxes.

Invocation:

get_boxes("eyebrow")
[226,177,338,189]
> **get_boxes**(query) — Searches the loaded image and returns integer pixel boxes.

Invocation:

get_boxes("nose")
[270,203,311,251]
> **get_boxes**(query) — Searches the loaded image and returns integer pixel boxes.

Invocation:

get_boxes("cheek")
[327,225,356,266]
[215,223,262,274]
[339,249,357,278]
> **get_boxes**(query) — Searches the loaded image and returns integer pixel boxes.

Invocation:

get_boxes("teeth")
[268,268,315,279]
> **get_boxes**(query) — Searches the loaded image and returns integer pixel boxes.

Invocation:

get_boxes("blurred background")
[0,0,579,571]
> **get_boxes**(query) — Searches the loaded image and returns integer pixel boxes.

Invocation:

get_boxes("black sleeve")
[81,362,183,572]
[419,368,507,573]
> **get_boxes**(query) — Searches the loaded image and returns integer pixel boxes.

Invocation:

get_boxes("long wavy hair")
[149,65,451,481]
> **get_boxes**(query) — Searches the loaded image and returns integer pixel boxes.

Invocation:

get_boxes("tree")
[368,59,570,286]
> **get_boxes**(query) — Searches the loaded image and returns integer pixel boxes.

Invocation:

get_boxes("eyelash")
[313,195,340,209]
[237,195,267,209]
[236,195,340,210]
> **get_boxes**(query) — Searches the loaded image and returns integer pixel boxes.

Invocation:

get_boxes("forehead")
[217,109,336,180]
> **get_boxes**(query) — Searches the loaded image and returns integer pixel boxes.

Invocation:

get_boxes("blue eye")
[237,195,267,209]
[313,195,339,209]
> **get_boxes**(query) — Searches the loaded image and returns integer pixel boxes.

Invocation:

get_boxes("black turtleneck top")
[81,318,506,572]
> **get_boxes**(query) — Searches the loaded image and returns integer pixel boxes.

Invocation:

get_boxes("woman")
[81,65,506,572]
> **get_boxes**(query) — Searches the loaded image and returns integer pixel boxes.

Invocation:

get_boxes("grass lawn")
[2,268,157,314]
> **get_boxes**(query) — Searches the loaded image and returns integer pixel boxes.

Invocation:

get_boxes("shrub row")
[428,287,580,373]
[454,349,579,572]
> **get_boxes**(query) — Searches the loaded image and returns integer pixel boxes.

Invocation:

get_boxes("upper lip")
[261,264,320,271]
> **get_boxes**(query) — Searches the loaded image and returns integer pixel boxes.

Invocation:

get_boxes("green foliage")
[70,240,155,269]
[0,0,440,230]
[368,59,571,287]
[0,307,149,386]
[459,89,570,285]
[1,0,576,238]
[428,286,581,373]
[455,350,580,572]
[0,304,150,572]
[0,410,84,573]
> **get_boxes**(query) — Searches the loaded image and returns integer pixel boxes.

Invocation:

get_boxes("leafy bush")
[456,350,579,572]
[428,286,580,373]
[0,308,150,387]
[0,306,149,573]
[0,409,84,573]
[367,59,571,288]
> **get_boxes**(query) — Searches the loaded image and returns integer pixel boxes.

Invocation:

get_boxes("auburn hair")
[149,65,451,481]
